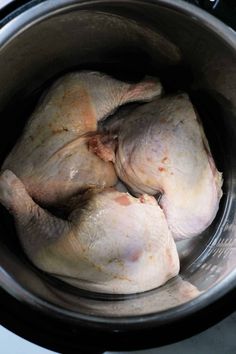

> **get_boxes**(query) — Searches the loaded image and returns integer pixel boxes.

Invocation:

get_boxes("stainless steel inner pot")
[0,0,236,351]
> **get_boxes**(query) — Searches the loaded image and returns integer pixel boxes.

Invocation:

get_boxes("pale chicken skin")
[2,71,162,206]
[0,170,179,294]
[95,93,223,240]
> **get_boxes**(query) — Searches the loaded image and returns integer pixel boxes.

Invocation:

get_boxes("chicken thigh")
[0,170,179,294]
[2,71,162,206]
[94,93,223,240]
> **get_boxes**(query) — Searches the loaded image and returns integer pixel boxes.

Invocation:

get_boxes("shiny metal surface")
[0,0,236,331]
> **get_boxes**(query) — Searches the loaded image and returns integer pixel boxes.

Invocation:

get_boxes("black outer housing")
[0,1,236,353]
[2,0,235,29]
[0,285,235,353]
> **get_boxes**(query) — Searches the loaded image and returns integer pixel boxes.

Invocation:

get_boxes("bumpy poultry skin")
[97,93,223,240]
[2,71,162,206]
[0,170,179,294]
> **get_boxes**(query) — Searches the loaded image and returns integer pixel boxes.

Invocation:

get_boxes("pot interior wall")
[0,1,236,318]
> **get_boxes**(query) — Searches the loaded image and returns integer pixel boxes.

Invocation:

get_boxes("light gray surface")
[1,311,235,354]
[0,325,56,354]
[0,0,14,11]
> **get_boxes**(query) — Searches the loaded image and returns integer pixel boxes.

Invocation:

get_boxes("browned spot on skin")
[103,187,117,194]
[114,275,131,282]
[171,172,174,175]
[166,249,174,267]
[114,195,131,206]
[161,156,168,163]
[129,248,142,262]
[60,87,96,132]
[51,127,69,134]
[160,117,167,123]
[140,195,145,204]
[158,167,166,172]
[149,255,153,260]
[94,264,103,272]
[78,88,96,130]
[107,258,124,267]
[88,135,116,162]
[139,194,147,204]
[147,157,152,162]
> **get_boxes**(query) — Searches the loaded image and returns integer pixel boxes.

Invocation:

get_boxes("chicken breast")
[0,170,179,294]
[2,71,162,206]
[94,93,223,240]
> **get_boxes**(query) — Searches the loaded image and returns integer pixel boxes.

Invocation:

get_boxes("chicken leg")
[93,93,223,240]
[0,169,179,294]
[3,71,162,206]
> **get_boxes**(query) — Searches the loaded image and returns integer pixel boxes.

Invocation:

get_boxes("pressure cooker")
[0,0,236,352]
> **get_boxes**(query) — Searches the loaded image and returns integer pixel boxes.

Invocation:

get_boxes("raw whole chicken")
[93,93,223,240]
[2,71,162,206]
[0,170,179,294]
